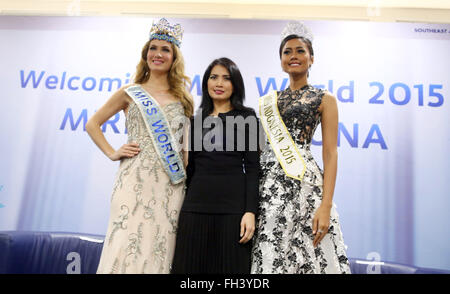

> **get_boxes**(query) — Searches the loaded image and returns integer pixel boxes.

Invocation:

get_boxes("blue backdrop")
[0,16,449,270]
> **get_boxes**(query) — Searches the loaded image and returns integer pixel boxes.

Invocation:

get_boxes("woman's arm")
[85,86,140,161]
[182,117,191,168]
[184,118,195,189]
[243,112,261,215]
[313,92,339,247]
[320,93,339,208]
[240,112,261,244]
[240,143,259,244]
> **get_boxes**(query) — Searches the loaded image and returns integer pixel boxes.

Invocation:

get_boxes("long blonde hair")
[134,40,194,118]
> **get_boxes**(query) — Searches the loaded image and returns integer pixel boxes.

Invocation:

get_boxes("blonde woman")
[86,18,193,274]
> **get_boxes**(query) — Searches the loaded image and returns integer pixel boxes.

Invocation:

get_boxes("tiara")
[281,21,314,43]
[149,18,183,47]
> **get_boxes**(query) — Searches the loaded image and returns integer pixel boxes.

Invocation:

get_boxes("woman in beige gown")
[86,18,193,274]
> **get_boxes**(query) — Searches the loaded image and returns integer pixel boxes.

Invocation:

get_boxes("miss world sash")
[259,90,306,181]
[125,85,186,184]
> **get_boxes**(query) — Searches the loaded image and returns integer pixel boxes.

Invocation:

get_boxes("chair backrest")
[0,231,104,274]
[348,258,450,274]
[2,231,449,274]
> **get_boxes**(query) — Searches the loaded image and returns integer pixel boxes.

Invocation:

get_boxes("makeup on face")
[147,39,174,72]
[281,38,313,75]
[207,65,233,101]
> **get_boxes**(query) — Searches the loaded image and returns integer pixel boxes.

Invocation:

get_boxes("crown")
[281,21,314,43]
[149,18,183,47]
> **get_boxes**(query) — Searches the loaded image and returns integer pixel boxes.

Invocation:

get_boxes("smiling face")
[280,38,314,76]
[146,39,174,74]
[207,64,233,102]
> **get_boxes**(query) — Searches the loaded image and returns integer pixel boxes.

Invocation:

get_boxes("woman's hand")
[108,143,140,161]
[239,212,255,244]
[312,204,331,248]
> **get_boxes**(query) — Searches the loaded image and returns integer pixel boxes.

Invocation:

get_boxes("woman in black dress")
[171,57,260,274]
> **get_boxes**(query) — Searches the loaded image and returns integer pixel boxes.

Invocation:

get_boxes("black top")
[181,108,261,215]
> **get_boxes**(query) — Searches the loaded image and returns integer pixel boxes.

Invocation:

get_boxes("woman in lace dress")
[86,19,193,274]
[251,22,351,274]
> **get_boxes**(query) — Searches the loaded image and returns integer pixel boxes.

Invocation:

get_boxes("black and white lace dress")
[251,85,351,274]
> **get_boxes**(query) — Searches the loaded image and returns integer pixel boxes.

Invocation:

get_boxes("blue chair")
[1,231,449,274]
[0,231,104,274]
[348,258,450,274]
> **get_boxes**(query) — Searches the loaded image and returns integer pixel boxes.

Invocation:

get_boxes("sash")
[259,90,306,181]
[125,85,186,184]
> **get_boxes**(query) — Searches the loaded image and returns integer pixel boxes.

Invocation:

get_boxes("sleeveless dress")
[251,85,351,274]
[96,99,186,274]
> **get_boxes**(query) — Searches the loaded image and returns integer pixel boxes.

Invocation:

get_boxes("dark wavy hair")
[199,57,253,118]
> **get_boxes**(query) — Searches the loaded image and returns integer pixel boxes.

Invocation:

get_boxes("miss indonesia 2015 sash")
[125,85,186,184]
[259,90,306,181]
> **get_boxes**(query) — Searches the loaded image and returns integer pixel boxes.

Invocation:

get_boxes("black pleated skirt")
[171,211,251,274]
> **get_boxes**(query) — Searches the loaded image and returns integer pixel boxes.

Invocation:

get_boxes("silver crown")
[149,18,183,47]
[281,21,314,43]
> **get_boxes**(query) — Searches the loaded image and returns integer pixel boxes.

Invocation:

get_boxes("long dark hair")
[199,57,253,118]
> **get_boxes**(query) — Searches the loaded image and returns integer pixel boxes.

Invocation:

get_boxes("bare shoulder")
[120,83,137,95]
[114,84,135,105]
[319,91,338,112]
[322,91,337,104]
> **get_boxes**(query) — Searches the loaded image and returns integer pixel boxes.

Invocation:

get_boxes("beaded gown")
[251,85,351,274]
[96,98,186,274]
